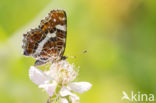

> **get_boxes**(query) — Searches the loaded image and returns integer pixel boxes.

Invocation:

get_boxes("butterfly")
[22,9,67,66]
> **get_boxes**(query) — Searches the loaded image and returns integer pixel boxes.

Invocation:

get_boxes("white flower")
[29,66,57,96]
[68,82,92,93]
[29,66,50,85]
[61,98,68,103]
[60,82,92,103]
[60,87,80,103]
[50,60,78,85]
[28,60,92,103]
[39,81,57,97]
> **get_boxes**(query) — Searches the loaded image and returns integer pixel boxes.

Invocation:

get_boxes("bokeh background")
[0,0,156,103]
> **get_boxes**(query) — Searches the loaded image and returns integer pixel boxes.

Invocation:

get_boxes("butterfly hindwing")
[22,28,46,57]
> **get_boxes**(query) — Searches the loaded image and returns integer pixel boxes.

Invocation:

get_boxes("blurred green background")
[0,0,156,103]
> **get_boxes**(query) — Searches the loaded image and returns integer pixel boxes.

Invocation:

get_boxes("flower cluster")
[29,60,92,103]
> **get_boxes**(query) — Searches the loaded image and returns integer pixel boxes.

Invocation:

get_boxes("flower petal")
[39,81,57,97]
[61,98,69,103]
[29,66,50,85]
[70,93,79,103]
[44,70,56,80]
[69,82,92,93]
[60,87,80,102]
[60,86,72,96]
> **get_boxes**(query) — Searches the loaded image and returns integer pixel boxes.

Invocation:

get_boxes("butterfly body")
[22,10,67,66]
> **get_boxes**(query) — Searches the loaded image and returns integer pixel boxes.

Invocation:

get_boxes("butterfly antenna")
[82,50,87,54]
[65,50,88,59]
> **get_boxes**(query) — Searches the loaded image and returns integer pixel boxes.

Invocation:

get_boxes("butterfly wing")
[22,10,67,66]
[22,28,46,57]
[38,10,67,61]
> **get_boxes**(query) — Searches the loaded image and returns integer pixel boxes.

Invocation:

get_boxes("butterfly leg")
[34,59,47,66]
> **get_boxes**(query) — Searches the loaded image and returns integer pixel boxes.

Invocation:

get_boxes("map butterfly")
[22,10,67,66]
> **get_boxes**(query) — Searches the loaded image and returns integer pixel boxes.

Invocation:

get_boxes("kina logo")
[121,91,155,102]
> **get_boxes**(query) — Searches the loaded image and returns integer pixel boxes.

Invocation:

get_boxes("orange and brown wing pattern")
[22,9,67,66]
[22,28,46,57]
[38,10,67,60]
[39,10,67,34]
